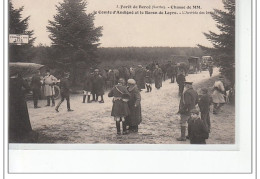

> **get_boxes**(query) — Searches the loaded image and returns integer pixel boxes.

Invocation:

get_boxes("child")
[198,88,212,133]
[188,109,209,144]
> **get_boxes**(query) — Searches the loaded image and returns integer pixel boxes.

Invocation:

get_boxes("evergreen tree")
[198,0,235,84]
[9,1,36,62]
[46,0,103,84]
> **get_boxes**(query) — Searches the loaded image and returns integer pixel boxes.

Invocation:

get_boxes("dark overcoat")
[176,74,186,86]
[30,74,42,90]
[108,84,130,117]
[144,70,153,84]
[198,94,212,113]
[178,88,199,115]
[135,67,145,89]
[9,76,32,141]
[166,65,174,77]
[92,75,105,96]
[30,74,42,97]
[153,68,163,88]
[126,85,142,126]
[83,73,93,92]
[60,77,70,97]
[188,118,209,144]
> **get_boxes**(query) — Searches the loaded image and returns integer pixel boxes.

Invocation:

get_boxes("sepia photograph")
[8,0,236,145]
[4,0,257,175]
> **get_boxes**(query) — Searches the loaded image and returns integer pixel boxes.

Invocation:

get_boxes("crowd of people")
[9,60,232,144]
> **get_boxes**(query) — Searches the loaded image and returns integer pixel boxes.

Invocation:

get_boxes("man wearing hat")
[134,65,145,91]
[55,72,73,112]
[212,76,225,114]
[177,81,199,141]
[153,63,163,89]
[43,69,57,106]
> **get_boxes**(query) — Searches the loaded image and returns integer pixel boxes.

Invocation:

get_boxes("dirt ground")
[26,68,235,144]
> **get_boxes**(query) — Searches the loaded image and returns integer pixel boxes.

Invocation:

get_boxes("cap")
[94,69,99,72]
[127,79,136,85]
[190,108,199,115]
[118,78,125,84]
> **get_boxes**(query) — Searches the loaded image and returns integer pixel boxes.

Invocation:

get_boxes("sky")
[11,0,224,47]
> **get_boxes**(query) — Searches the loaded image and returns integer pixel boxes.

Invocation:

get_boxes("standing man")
[30,70,42,108]
[208,64,213,77]
[144,67,152,92]
[92,69,105,103]
[43,69,57,107]
[212,76,226,114]
[153,63,163,89]
[177,81,199,141]
[134,65,145,91]
[55,72,73,112]
[176,70,186,96]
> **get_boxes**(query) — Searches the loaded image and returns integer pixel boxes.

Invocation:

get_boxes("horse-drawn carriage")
[9,62,61,100]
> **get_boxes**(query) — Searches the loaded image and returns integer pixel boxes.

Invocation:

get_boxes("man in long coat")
[208,64,213,77]
[177,81,199,141]
[126,79,142,133]
[212,76,226,114]
[134,65,145,91]
[30,70,42,108]
[43,69,57,106]
[153,64,163,89]
[9,72,35,142]
[166,63,175,83]
[92,69,105,103]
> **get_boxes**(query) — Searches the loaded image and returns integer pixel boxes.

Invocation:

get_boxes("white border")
[3,0,255,176]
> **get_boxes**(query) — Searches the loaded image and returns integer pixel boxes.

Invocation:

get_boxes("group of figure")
[108,78,142,135]
[10,59,229,144]
[176,75,227,144]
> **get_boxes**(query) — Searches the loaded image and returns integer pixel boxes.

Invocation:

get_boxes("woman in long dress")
[9,72,33,142]
[126,79,142,133]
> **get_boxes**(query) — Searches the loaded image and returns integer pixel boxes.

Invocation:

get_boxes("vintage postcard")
[5,0,254,174]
